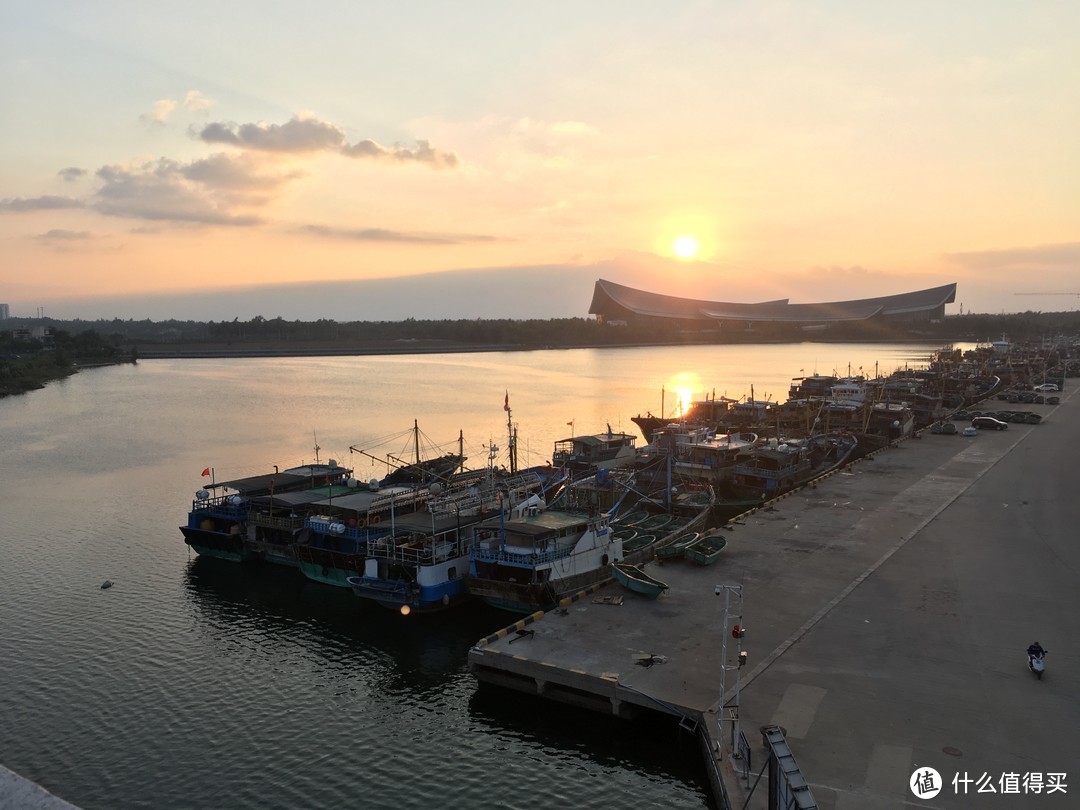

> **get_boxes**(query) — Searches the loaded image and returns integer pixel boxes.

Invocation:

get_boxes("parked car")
[971,416,1009,431]
[1033,383,1059,392]
[962,426,979,437]
[1046,396,1061,405]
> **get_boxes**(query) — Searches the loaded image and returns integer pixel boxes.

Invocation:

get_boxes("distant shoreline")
[134,336,958,360]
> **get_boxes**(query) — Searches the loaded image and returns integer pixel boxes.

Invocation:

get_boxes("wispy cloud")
[91,155,287,226]
[141,99,177,126]
[339,138,460,167]
[944,242,1080,270]
[58,167,87,182]
[198,115,459,167]
[182,90,213,113]
[141,90,215,126]
[0,195,83,212]
[35,229,93,241]
[299,223,496,245]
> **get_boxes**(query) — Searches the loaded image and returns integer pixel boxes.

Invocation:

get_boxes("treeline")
[3,316,691,348]
[3,309,1080,351]
[0,329,130,397]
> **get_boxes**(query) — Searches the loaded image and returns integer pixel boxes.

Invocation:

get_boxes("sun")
[673,234,699,260]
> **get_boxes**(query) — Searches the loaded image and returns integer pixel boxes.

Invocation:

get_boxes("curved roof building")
[588,279,956,325]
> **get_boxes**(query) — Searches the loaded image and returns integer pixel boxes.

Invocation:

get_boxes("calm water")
[0,341,949,809]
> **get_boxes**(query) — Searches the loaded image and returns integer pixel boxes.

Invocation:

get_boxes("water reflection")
[469,686,713,805]
[183,557,510,692]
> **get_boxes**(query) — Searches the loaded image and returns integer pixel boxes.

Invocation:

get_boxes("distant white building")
[0,303,9,320]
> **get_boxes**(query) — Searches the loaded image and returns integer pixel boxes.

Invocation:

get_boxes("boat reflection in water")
[182,555,506,687]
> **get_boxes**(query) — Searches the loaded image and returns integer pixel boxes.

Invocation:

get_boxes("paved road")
[733,391,1079,809]
[469,389,1078,809]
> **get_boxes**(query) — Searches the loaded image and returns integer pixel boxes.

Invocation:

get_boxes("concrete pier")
[469,389,1079,808]
[0,765,79,809]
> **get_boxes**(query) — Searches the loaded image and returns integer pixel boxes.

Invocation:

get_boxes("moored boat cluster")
[181,341,1076,614]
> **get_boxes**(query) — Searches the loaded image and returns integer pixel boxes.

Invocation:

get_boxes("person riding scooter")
[1027,641,1046,664]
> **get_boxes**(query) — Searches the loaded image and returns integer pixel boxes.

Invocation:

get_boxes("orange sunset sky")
[1,1,1078,320]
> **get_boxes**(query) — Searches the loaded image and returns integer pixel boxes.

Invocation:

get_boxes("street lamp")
[715,584,745,768]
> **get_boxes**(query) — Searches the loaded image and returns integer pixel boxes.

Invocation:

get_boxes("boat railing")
[369,488,432,513]
[248,513,305,531]
[429,493,484,519]
[305,516,387,542]
[470,543,575,567]
[734,460,809,480]
[189,498,247,519]
[367,538,464,565]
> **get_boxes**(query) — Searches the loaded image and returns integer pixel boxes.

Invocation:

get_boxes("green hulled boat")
[656,531,700,559]
[685,531,727,566]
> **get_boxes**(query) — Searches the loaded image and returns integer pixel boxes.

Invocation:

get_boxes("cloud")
[140,91,214,126]
[35,229,93,241]
[340,138,460,168]
[91,156,280,226]
[141,98,177,126]
[0,195,83,212]
[944,242,1080,270]
[183,90,213,113]
[58,167,87,182]
[299,224,496,245]
[198,115,459,167]
[199,116,346,152]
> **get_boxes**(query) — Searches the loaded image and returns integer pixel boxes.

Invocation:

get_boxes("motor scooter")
[1028,650,1047,679]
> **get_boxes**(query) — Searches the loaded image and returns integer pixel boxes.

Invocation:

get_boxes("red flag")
[566,421,573,426]
[503,391,510,412]
[201,467,211,477]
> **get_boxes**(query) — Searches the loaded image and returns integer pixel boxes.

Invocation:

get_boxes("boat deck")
[469,389,1080,809]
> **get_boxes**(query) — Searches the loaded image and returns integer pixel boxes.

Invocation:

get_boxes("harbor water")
[0,341,949,809]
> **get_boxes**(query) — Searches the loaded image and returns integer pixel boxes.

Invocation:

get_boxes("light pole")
[715,583,745,768]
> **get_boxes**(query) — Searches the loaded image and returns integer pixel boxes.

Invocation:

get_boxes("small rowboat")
[685,531,728,566]
[612,562,668,598]
[617,510,650,526]
[636,514,673,532]
[623,533,656,553]
[656,531,700,559]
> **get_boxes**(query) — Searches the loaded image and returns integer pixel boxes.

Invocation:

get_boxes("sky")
[1,1,1078,321]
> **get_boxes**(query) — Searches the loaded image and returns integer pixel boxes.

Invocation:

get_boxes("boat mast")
[506,397,518,474]
[413,419,420,467]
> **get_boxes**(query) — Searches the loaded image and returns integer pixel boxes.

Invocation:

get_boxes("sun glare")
[673,235,699,260]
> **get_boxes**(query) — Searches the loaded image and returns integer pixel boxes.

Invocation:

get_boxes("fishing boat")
[656,531,700,559]
[465,473,622,614]
[631,391,737,442]
[551,427,638,473]
[466,464,714,613]
[345,463,564,613]
[350,420,466,488]
[637,424,760,485]
[685,530,727,566]
[612,563,668,598]
[293,484,430,586]
[180,462,352,562]
[717,431,858,515]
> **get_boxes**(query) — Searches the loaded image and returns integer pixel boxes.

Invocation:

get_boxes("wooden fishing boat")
[622,533,656,553]
[617,510,650,526]
[612,562,668,598]
[636,514,673,532]
[656,531,700,559]
[685,531,727,566]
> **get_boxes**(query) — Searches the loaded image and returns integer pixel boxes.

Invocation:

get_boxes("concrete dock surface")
[470,389,1079,808]
[0,765,79,810]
